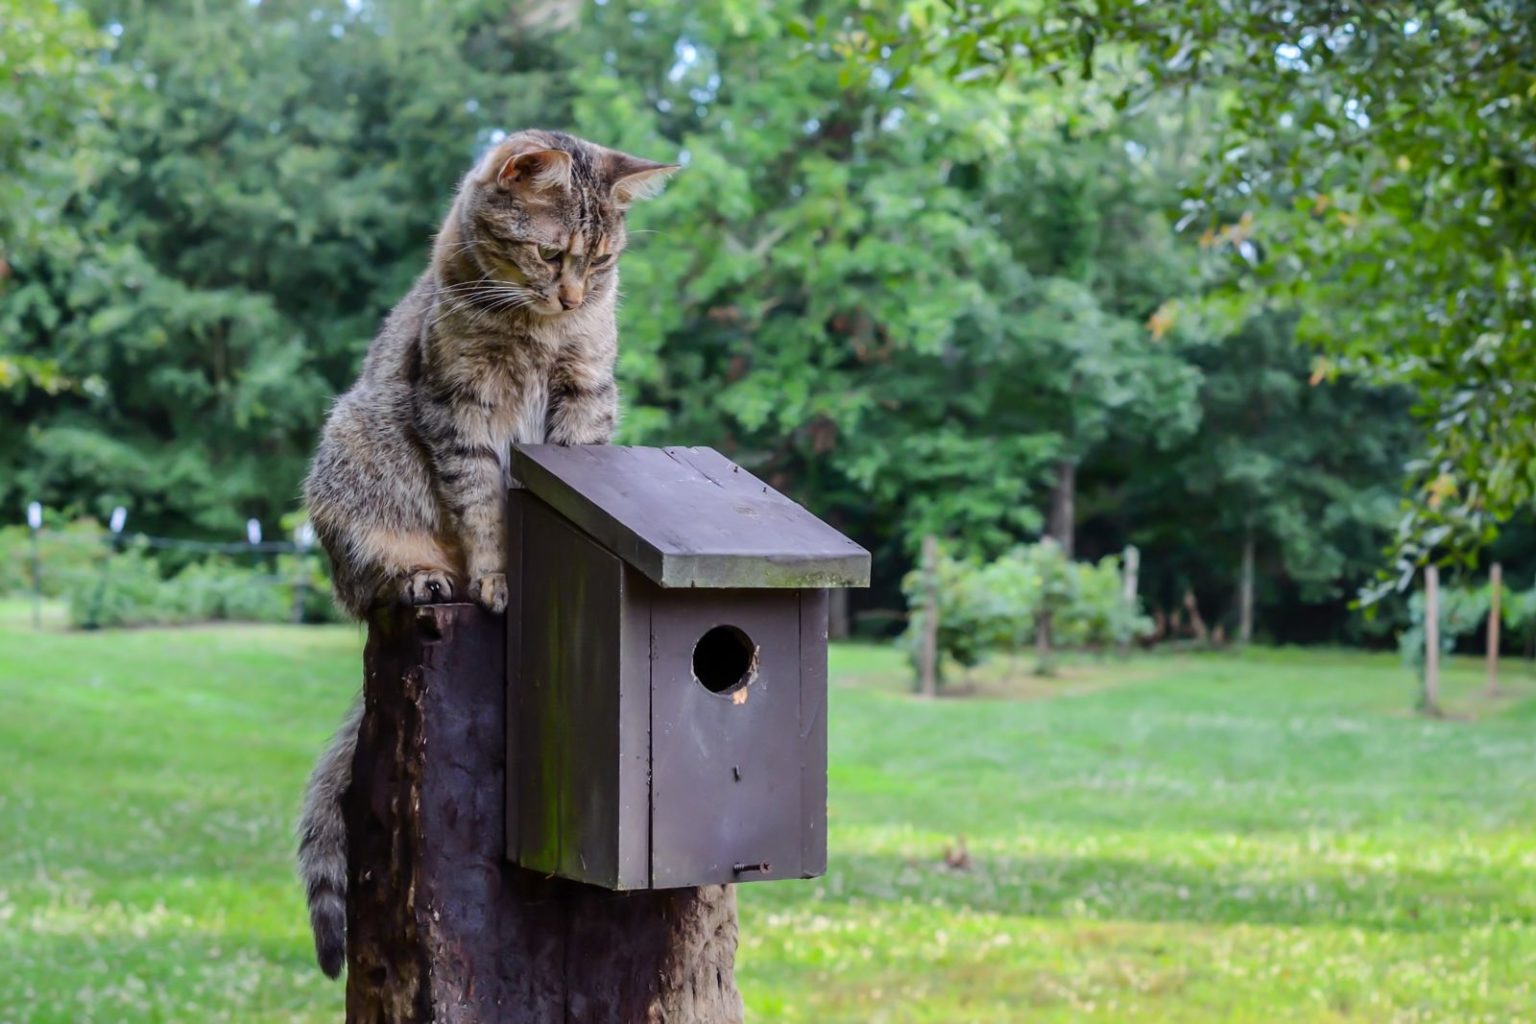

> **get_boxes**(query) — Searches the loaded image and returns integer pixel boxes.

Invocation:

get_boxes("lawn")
[2,599,1534,1023]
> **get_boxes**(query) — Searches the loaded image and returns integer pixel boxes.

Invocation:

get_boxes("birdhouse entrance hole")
[692,625,756,695]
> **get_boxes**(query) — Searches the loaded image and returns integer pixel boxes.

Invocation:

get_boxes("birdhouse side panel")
[507,493,643,888]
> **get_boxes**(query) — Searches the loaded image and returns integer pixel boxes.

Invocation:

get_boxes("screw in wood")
[733,861,772,875]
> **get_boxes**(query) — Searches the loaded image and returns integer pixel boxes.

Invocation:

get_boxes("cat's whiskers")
[436,239,482,258]
[429,291,491,332]
[431,281,540,333]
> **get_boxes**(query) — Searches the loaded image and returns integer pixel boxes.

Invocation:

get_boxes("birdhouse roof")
[511,445,870,589]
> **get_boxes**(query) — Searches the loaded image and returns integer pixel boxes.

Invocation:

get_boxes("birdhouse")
[504,445,870,890]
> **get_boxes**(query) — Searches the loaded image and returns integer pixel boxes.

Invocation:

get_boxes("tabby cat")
[296,129,676,977]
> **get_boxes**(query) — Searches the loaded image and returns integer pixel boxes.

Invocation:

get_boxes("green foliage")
[605,14,1206,562]
[839,1,1536,581]
[0,0,1460,642]
[901,540,1149,685]
[0,0,118,392]
[0,0,1219,572]
[60,545,161,629]
[899,548,992,675]
[1504,584,1536,653]
[280,551,346,625]
[57,544,335,628]
[1112,311,1417,634]
[2,0,574,535]
[1056,553,1148,650]
[0,518,106,597]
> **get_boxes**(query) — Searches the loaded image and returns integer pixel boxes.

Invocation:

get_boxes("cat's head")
[446,129,678,317]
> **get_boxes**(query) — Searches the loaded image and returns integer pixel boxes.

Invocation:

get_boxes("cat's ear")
[495,148,573,193]
[606,153,680,208]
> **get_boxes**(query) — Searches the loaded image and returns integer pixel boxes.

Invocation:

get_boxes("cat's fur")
[296,129,676,978]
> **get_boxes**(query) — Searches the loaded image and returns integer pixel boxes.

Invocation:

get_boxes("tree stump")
[344,603,744,1023]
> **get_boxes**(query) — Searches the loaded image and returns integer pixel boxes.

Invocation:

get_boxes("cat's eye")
[590,254,614,268]
[537,245,563,263]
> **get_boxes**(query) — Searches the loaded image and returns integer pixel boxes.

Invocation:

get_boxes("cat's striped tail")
[296,697,362,979]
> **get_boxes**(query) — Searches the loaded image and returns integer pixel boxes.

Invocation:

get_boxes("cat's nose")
[559,296,577,310]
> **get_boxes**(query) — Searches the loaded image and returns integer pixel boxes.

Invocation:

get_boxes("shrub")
[60,544,343,628]
[280,552,347,624]
[0,518,109,598]
[901,540,1150,687]
[62,545,171,628]
[900,547,996,681]
[163,558,291,624]
[1057,555,1153,651]
[1505,585,1536,656]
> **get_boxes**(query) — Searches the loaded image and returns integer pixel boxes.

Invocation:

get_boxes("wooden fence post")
[27,502,42,630]
[1119,545,1140,655]
[918,534,939,698]
[1423,564,1441,715]
[344,603,743,1024]
[1487,562,1502,696]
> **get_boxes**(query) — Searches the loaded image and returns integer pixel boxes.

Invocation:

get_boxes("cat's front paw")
[399,569,454,606]
[470,573,508,614]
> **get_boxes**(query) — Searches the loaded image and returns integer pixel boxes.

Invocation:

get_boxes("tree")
[576,3,1202,579]
[835,1,1536,582]
[1102,311,1417,641]
[0,0,119,394]
[2,0,578,534]
[3,0,1459,641]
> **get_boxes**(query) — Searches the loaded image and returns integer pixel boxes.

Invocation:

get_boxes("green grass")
[3,599,1535,1023]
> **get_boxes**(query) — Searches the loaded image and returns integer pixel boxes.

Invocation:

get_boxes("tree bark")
[1182,589,1209,645]
[1238,529,1255,646]
[345,603,744,1024]
[828,587,850,641]
[1047,459,1076,560]
[1033,610,1054,676]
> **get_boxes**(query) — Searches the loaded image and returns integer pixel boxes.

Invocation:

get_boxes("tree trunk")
[1486,563,1502,696]
[1423,565,1442,716]
[1033,611,1054,676]
[828,587,850,641]
[345,603,743,1024]
[1238,530,1255,646]
[1047,459,1076,560]
[1182,589,1209,645]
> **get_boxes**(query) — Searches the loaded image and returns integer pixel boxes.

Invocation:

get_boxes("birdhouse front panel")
[648,587,827,888]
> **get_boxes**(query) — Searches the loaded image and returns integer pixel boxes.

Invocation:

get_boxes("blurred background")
[3,1,1534,1021]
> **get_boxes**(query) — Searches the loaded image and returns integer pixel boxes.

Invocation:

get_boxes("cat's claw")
[471,573,508,614]
[400,570,454,605]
